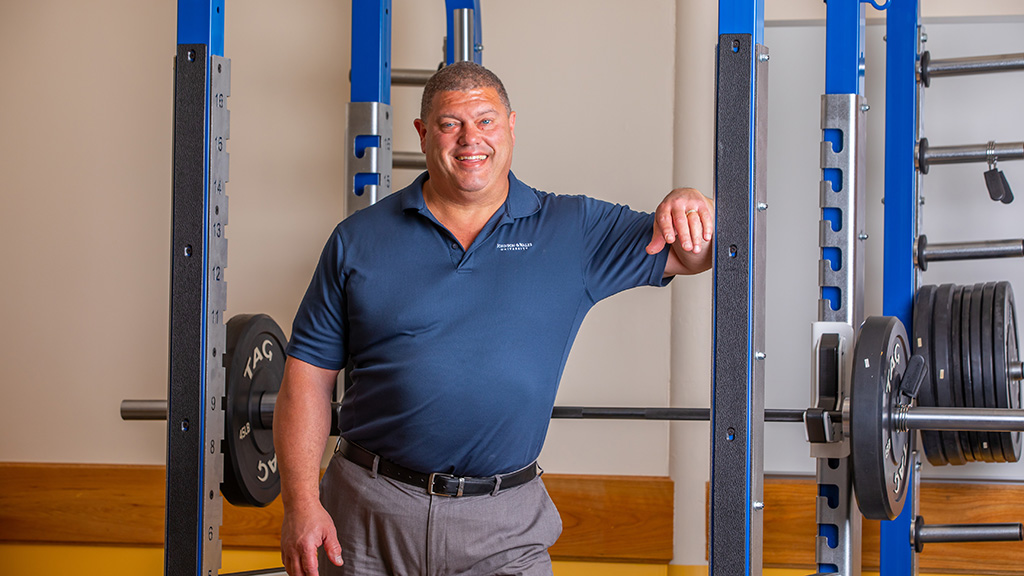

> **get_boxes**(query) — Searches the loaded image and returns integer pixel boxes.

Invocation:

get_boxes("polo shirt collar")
[400,171,541,220]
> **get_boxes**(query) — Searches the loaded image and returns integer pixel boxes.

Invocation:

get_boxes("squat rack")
[153,1,1024,575]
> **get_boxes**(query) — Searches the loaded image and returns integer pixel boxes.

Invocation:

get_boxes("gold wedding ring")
[685,209,698,216]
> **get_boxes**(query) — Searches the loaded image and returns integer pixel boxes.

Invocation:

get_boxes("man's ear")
[414,118,427,152]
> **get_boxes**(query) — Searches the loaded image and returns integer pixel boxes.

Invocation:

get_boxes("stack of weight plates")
[912,282,1022,465]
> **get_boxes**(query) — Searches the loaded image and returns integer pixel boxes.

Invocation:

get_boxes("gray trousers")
[318,453,562,576]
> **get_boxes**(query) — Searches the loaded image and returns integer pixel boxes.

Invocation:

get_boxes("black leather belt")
[337,437,540,497]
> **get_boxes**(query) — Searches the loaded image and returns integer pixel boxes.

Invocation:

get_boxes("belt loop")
[490,474,502,497]
[370,454,380,479]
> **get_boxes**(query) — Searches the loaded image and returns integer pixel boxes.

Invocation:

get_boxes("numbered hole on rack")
[727,427,736,441]
[729,245,739,258]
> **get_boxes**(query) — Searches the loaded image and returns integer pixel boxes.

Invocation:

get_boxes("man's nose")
[459,123,482,145]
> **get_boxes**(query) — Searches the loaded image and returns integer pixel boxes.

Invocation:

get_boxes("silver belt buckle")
[427,472,464,497]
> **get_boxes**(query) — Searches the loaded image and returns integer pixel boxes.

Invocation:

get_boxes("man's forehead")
[430,87,507,116]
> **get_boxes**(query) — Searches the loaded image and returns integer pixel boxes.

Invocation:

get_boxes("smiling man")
[274,62,714,576]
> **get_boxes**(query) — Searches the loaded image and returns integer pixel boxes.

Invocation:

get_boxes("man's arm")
[644,187,715,276]
[274,356,343,576]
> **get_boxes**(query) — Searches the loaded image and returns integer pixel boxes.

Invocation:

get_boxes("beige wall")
[4,0,1023,571]
[0,1,677,472]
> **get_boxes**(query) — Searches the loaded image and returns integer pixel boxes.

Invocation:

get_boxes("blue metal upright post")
[709,0,766,573]
[445,0,482,65]
[166,1,230,575]
[882,0,921,573]
[347,0,394,214]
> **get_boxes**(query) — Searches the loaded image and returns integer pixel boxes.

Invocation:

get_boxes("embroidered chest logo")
[496,242,533,252]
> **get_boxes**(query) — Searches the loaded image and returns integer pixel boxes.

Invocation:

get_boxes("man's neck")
[422,177,508,249]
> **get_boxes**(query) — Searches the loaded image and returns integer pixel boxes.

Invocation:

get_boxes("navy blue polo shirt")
[288,172,671,477]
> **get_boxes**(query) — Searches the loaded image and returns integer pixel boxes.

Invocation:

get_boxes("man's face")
[415,87,516,198]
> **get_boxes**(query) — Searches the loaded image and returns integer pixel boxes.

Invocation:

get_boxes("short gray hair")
[419,61,512,120]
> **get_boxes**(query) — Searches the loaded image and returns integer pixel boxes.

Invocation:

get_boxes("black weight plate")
[932,284,965,465]
[851,316,912,521]
[969,283,995,462]
[981,282,1005,462]
[913,285,946,465]
[994,281,1022,461]
[950,285,974,462]
[959,284,982,461]
[222,313,287,507]
[1007,284,1022,461]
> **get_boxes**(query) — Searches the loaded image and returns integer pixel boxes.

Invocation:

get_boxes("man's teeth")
[457,155,487,161]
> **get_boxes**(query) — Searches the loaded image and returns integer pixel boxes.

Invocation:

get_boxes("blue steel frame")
[709,0,765,574]
[178,0,224,56]
[351,0,392,104]
[350,0,483,104]
[882,0,921,573]
[349,1,483,207]
[168,1,226,576]
[445,0,483,65]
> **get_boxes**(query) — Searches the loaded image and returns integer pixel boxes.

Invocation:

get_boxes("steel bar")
[129,400,1024,433]
[391,68,435,86]
[126,401,813,424]
[550,406,809,423]
[917,522,1023,544]
[899,406,1024,432]
[120,400,168,420]
[917,237,1024,269]
[393,151,427,170]
[925,52,1024,80]
[260,392,277,428]
[220,569,288,576]
[921,140,1024,168]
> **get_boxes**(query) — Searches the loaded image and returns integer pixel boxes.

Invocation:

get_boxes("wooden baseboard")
[6,462,1021,572]
[0,462,672,564]
[763,475,1024,574]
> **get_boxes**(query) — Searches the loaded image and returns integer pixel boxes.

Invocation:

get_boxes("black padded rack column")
[709,34,769,575]
[166,43,231,576]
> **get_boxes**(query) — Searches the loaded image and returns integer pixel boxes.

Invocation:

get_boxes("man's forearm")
[274,357,340,511]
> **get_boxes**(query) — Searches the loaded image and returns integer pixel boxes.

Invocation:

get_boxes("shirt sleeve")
[580,196,672,303]
[286,225,349,370]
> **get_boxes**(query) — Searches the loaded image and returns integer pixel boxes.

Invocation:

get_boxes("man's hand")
[645,187,715,276]
[281,502,344,576]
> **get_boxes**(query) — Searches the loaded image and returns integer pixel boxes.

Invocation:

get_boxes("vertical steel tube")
[452,8,474,63]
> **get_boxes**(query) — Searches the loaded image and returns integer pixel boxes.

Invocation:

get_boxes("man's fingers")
[658,211,676,245]
[301,547,319,576]
[674,211,694,251]
[698,203,714,241]
[325,534,344,567]
[646,221,668,254]
[646,233,666,255]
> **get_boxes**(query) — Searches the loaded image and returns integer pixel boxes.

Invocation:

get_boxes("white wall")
[0,1,677,474]
[3,0,1024,569]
